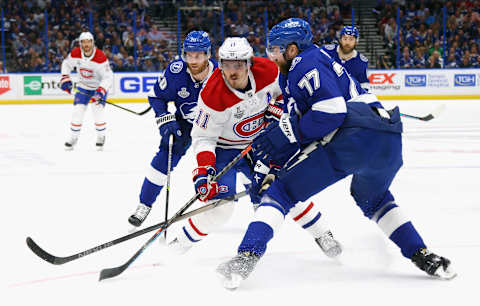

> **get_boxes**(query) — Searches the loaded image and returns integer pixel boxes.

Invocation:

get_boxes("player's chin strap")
[72,87,152,116]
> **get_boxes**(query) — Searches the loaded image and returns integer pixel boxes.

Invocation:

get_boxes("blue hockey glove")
[192,166,219,202]
[89,87,106,105]
[252,114,300,168]
[60,75,72,94]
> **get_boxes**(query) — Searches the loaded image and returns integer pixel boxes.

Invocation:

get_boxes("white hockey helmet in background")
[219,37,254,67]
[79,31,94,43]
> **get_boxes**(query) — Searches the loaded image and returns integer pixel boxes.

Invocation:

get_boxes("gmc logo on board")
[368,73,395,84]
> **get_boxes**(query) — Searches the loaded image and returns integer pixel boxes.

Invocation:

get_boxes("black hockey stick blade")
[26,237,63,265]
[400,104,446,121]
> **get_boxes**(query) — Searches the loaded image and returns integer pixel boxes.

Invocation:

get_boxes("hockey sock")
[289,201,329,238]
[69,104,87,139]
[139,178,163,207]
[92,103,106,137]
[373,203,426,258]
[238,200,285,256]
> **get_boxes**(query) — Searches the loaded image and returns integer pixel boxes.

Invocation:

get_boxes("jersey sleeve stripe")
[311,96,346,114]
[349,93,378,103]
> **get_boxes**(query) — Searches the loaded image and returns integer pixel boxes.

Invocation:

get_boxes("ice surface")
[2,100,478,305]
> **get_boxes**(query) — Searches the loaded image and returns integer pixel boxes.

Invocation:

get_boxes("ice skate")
[315,230,342,258]
[128,203,151,227]
[64,137,78,151]
[411,248,457,280]
[167,237,192,255]
[96,135,105,151]
[216,252,260,290]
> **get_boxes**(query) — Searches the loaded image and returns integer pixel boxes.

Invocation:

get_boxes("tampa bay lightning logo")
[179,102,197,122]
[170,61,183,73]
[289,56,302,71]
[360,53,368,62]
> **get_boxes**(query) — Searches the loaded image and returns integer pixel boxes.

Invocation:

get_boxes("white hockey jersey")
[191,57,282,162]
[61,47,113,91]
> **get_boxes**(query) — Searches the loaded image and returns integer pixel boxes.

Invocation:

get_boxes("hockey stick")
[164,134,174,239]
[73,88,152,116]
[26,191,248,265]
[99,144,253,281]
[102,100,152,116]
[400,104,446,121]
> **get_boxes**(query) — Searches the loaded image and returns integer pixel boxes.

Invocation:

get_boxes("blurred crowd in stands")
[375,0,480,68]
[1,0,479,72]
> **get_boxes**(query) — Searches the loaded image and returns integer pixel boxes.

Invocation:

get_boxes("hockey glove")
[157,113,184,152]
[60,75,72,94]
[89,87,107,105]
[252,114,300,168]
[193,166,219,202]
[249,160,278,204]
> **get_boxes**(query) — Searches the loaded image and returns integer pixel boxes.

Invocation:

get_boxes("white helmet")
[79,31,94,43]
[219,37,254,67]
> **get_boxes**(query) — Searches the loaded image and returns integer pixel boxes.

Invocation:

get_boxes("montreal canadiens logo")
[233,112,266,138]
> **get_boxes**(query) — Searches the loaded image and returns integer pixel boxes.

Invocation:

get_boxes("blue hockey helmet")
[267,18,313,56]
[340,26,359,39]
[182,30,211,61]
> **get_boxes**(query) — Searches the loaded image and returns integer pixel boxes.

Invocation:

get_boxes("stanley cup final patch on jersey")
[233,112,266,138]
[177,87,190,98]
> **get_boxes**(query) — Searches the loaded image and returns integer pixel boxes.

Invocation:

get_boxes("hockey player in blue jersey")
[320,26,370,90]
[128,31,218,226]
[217,18,456,289]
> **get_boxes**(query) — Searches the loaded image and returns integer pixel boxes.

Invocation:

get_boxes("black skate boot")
[411,248,457,280]
[128,203,151,227]
[216,251,261,290]
[64,137,78,151]
[96,135,105,151]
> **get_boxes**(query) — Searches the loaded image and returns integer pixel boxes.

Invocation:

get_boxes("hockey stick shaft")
[26,191,248,265]
[98,144,253,281]
[164,134,174,239]
[399,104,446,121]
[102,100,152,116]
[73,88,151,116]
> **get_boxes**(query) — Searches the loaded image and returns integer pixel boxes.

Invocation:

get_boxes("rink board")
[0,69,479,104]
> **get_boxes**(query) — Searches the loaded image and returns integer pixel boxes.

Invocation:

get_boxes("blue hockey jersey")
[148,58,218,123]
[320,44,369,89]
[284,45,380,143]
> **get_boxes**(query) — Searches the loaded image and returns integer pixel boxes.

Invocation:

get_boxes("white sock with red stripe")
[69,104,87,140]
[92,103,106,137]
[177,200,236,245]
[288,201,330,238]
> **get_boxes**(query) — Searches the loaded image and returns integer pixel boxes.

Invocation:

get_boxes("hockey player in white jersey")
[167,37,341,258]
[128,31,218,227]
[60,32,113,151]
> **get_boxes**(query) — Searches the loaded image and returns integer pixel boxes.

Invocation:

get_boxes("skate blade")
[435,266,457,280]
[221,273,243,290]
[96,146,104,151]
